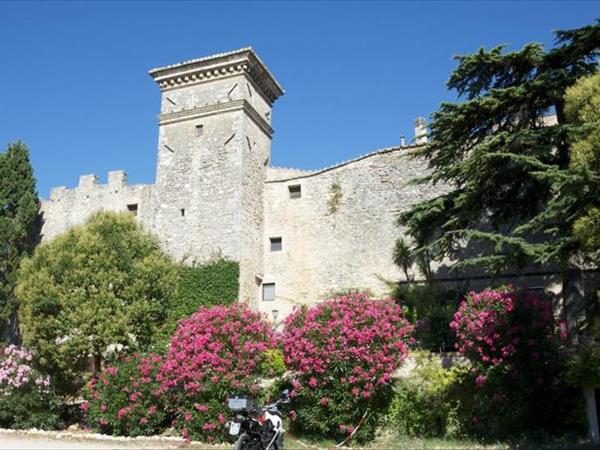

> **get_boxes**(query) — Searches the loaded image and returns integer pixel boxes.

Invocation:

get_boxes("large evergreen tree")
[399,21,600,329]
[0,141,40,339]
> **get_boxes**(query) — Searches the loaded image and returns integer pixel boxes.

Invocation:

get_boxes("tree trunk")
[93,354,102,375]
[561,261,585,341]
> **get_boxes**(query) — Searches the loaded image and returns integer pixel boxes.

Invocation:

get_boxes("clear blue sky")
[0,1,597,198]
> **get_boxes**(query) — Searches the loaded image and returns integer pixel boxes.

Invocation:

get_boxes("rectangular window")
[180,208,185,217]
[195,124,204,137]
[289,185,301,199]
[262,283,275,301]
[127,204,138,216]
[270,237,282,251]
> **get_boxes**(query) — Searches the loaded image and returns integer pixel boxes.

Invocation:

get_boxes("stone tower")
[148,48,284,304]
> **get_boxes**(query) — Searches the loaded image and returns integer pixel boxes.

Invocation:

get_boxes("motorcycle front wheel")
[233,433,262,450]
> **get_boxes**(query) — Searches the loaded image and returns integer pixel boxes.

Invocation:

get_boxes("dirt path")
[0,430,199,449]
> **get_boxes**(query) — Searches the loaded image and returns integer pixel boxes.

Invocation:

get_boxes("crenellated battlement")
[41,170,154,241]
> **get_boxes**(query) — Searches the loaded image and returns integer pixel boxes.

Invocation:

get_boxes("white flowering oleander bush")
[0,345,63,429]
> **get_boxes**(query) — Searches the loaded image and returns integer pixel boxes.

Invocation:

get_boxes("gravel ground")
[0,429,199,449]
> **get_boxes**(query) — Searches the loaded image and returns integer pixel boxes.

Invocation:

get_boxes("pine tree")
[399,21,600,329]
[0,141,40,340]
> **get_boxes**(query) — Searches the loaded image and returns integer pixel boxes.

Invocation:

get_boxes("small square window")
[195,124,204,137]
[127,204,138,216]
[270,237,282,251]
[262,283,275,301]
[180,208,185,217]
[289,185,301,199]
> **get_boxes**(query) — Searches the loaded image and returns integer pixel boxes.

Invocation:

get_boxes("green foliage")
[567,71,600,261]
[393,238,414,282]
[260,348,286,377]
[566,70,600,171]
[388,352,467,438]
[327,182,343,214]
[0,141,40,338]
[393,283,464,352]
[566,345,600,388]
[0,386,64,430]
[17,212,178,392]
[169,258,239,323]
[398,21,600,277]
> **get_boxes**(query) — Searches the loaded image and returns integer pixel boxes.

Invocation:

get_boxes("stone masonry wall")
[40,171,154,242]
[261,146,437,318]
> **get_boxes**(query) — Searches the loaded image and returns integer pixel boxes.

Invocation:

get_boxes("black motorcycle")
[227,390,289,450]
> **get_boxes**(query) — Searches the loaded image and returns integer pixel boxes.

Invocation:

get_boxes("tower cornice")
[157,99,275,137]
[149,47,284,105]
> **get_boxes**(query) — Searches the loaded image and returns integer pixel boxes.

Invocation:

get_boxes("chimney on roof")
[400,135,406,147]
[414,117,428,144]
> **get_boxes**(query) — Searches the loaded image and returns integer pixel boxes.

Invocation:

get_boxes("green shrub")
[17,212,178,393]
[393,283,465,352]
[388,352,466,438]
[567,344,600,387]
[260,348,286,377]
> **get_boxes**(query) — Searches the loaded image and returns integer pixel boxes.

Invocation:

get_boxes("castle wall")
[261,146,437,318]
[40,171,154,242]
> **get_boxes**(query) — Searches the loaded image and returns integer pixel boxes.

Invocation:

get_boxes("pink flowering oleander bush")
[0,345,63,429]
[82,353,169,436]
[158,303,278,442]
[450,287,583,439]
[282,292,413,442]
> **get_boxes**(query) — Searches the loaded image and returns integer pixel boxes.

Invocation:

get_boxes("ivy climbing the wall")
[171,258,239,319]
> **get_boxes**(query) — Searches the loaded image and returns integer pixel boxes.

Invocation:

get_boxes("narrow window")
[180,208,185,217]
[127,204,138,216]
[270,237,282,252]
[262,283,275,302]
[195,124,204,137]
[289,185,301,199]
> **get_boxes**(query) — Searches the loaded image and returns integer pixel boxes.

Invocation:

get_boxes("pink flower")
[117,408,128,420]
[100,404,107,412]
[475,375,486,387]
[218,414,226,424]
[195,404,209,412]
[147,405,157,415]
[80,401,90,412]
[319,397,329,406]
[308,377,318,388]
[140,417,148,425]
